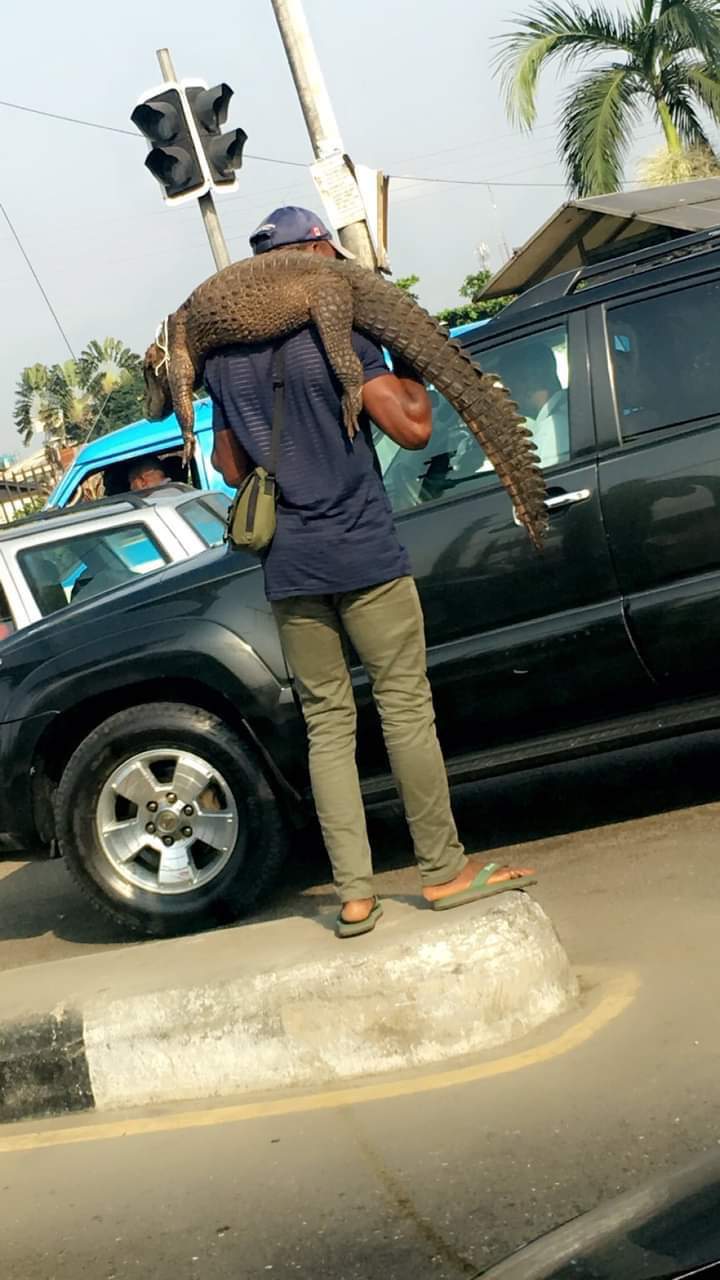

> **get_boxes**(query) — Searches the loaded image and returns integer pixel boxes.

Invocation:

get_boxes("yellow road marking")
[0,969,639,1156]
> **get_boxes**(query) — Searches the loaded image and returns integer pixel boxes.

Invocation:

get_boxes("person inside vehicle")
[206,204,535,938]
[492,342,569,469]
[128,456,170,492]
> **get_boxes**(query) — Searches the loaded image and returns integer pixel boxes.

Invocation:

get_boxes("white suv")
[0,485,230,640]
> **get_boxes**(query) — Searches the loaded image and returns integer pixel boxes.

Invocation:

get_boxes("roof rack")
[500,225,720,319]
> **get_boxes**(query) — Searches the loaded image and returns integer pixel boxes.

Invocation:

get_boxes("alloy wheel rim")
[96,748,240,895]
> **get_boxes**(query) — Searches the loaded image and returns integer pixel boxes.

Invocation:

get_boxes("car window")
[608,279,720,438]
[379,324,570,514]
[181,495,230,547]
[0,582,15,641]
[18,523,170,617]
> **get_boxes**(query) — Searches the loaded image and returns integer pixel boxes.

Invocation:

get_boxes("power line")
[386,122,558,171]
[0,200,76,359]
[0,95,659,197]
[391,148,561,196]
[389,172,567,188]
[0,98,308,168]
[0,99,137,137]
[389,128,663,192]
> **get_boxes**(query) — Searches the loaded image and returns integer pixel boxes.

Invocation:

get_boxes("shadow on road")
[0,729,718,954]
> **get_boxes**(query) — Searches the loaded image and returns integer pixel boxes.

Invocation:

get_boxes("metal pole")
[269,0,378,269]
[196,193,231,272]
[156,47,231,272]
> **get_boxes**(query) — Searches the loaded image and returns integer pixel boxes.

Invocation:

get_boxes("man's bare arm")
[211,429,251,488]
[362,360,432,450]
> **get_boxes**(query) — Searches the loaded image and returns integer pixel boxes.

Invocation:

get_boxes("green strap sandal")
[336,898,383,939]
[431,862,537,911]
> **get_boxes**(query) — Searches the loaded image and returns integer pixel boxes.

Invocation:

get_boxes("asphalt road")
[1,731,719,1278]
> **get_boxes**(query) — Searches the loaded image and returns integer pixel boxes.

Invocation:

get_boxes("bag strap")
[268,343,286,480]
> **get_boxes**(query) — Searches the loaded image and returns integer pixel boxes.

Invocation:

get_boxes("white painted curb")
[83,894,578,1111]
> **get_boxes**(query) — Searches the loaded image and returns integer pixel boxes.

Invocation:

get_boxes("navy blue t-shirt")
[205,328,411,600]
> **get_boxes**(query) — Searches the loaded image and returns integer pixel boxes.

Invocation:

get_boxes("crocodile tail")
[351,274,548,549]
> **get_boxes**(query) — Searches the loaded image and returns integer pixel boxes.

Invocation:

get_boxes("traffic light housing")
[131,85,208,202]
[186,84,247,187]
[131,79,246,204]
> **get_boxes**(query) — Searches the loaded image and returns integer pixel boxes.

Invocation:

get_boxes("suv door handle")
[513,488,592,528]
[545,488,592,510]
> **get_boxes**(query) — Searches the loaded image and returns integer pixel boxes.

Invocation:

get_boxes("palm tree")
[495,0,720,196]
[15,360,95,449]
[638,138,720,180]
[14,340,143,450]
[13,364,61,447]
[80,337,140,398]
[51,360,97,439]
[80,338,142,440]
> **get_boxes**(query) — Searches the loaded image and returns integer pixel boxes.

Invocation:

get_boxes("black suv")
[2,229,719,935]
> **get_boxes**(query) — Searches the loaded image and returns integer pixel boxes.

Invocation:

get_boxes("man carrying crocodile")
[203,206,535,937]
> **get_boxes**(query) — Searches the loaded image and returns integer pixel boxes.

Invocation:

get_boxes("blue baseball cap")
[249,206,354,258]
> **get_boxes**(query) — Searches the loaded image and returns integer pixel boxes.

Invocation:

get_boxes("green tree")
[9,494,46,523]
[14,339,143,448]
[436,270,513,328]
[494,0,720,196]
[80,338,144,437]
[395,273,421,301]
[81,337,140,397]
[638,139,720,181]
[52,359,97,438]
[13,364,60,447]
[93,371,146,434]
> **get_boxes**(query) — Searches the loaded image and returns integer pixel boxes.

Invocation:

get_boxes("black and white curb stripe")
[0,895,577,1126]
[0,1010,94,1123]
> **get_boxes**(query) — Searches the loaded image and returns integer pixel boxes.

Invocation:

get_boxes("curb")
[0,893,578,1124]
[0,1010,93,1123]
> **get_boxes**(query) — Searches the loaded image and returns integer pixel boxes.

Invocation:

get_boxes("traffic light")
[131,79,246,204]
[130,84,209,202]
[186,84,247,188]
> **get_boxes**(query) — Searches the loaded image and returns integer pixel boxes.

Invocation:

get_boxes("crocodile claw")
[181,432,195,466]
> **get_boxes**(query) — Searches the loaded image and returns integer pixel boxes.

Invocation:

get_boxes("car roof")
[461,225,720,344]
[72,398,213,465]
[0,484,210,542]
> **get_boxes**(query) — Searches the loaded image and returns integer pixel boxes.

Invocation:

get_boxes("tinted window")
[608,279,720,438]
[380,324,569,513]
[19,524,169,617]
[181,495,230,547]
[0,582,15,640]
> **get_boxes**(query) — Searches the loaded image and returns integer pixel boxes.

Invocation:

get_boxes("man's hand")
[211,428,251,488]
[363,369,432,451]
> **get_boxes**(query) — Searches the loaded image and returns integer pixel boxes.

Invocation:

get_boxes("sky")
[0,0,664,457]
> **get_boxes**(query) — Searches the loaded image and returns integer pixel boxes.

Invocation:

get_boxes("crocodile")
[143,251,548,548]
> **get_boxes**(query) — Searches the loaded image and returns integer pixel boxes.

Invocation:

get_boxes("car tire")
[55,701,288,937]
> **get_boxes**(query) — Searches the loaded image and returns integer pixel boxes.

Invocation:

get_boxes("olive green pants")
[272,576,467,902]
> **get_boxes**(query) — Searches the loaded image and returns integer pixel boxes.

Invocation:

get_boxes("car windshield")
[65,448,198,505]
[17,523,170,617]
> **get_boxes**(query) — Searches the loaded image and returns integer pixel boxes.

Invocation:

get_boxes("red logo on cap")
[310,225,323,237]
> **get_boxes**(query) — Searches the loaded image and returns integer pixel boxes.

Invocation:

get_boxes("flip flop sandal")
[336,898,383,939]
[431,862,537,911]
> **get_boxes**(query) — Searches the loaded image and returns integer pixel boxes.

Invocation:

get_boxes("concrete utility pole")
[156,47,231,272]
[269,0,380,270]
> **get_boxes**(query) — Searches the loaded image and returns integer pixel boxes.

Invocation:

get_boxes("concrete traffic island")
[0,892,577,1122]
